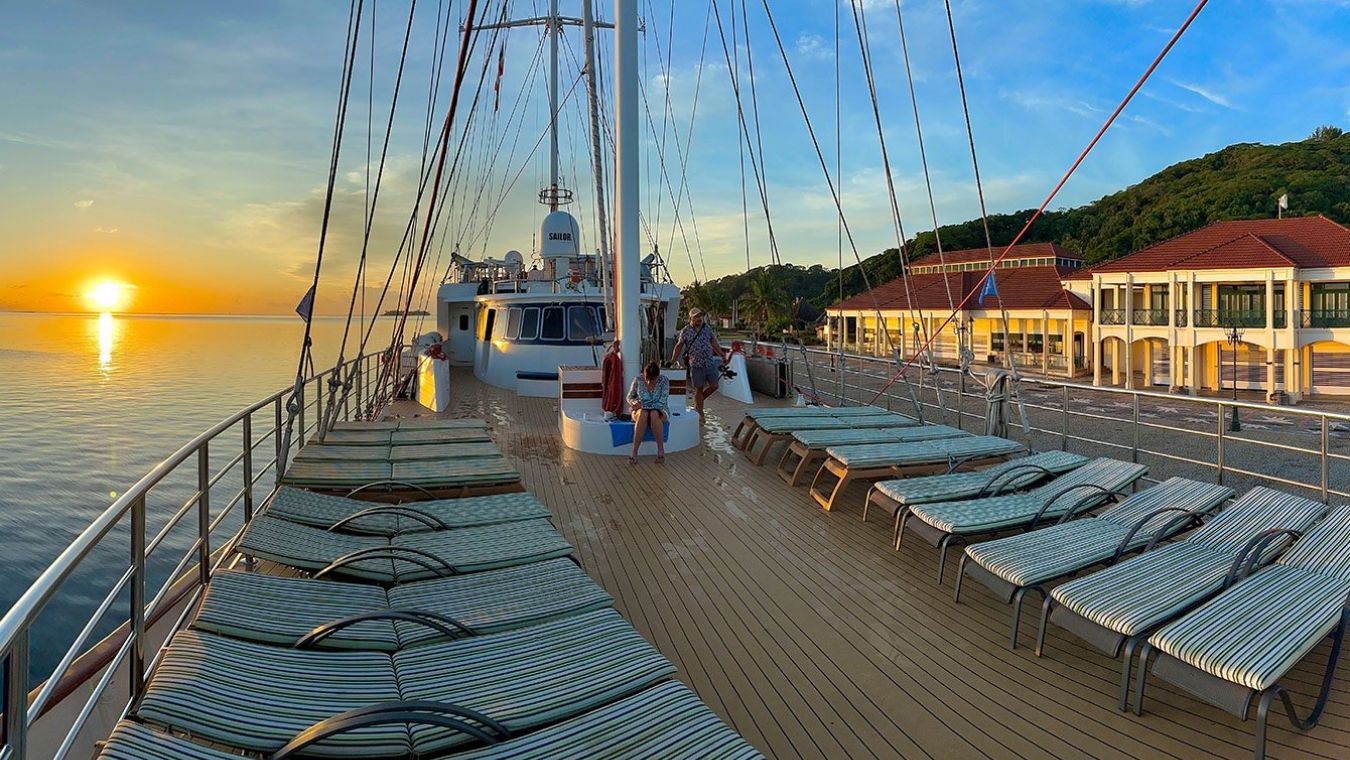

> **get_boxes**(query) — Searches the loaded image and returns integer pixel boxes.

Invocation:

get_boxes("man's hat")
[689,307,704,317]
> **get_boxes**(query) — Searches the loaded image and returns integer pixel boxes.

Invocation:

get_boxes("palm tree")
[738,271,789,337]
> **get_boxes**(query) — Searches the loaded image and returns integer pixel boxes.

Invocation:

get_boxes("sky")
[2,0,1349,315]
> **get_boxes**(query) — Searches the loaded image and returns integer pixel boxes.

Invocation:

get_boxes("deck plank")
[442,371,1350,760]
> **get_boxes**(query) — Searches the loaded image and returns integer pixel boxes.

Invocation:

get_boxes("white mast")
[615,0,639,383]
[583,0,613,329]
[547,0,560,211]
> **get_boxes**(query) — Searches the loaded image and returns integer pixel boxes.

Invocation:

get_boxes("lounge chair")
[807,435,1025,512]
[744,412,917,466]
[130,610,675,758]
[329,418,488,431]
[776,424,967,485]
[194,558,612,650]
[896,457,1149,583]
[1035,487,1326,709]
[263,487,551,536]
[956,477,1233,647]
[294,441,502,462]
[279,455,524,501]
[314,426,491,447]
[99,681,762,760]
[1134,507,1350,758]
[236,515,573,583]
[862,450,1089,532]
[729,405,883,450]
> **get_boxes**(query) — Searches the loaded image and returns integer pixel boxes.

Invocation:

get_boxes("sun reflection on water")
[97,312,116,370]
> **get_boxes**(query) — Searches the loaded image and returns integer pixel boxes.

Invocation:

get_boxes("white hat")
[689,307,704,317]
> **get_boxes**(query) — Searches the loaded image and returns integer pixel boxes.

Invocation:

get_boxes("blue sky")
[2,0,1348,313]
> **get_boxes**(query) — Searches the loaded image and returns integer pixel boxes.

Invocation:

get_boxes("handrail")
[0,352,376,759]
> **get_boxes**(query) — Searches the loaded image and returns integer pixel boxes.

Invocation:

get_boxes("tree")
[738,271,789,337]
[1310,125,1344,142]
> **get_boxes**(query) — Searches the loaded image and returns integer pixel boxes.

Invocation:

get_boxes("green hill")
[808,128,1350,309]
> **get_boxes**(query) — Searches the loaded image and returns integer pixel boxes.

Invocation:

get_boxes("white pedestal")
[558,365,700,455]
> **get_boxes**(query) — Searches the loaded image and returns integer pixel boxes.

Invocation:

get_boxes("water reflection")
[97,312,116,370]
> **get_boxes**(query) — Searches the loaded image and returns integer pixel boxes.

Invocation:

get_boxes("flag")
[295,284,316,323]
[493,47,505,112]
[978,271,999,306]
[1278,193,1289,210]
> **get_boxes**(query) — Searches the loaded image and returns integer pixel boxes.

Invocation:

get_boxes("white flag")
[295,285,316,323]
[1278,193,1289,210]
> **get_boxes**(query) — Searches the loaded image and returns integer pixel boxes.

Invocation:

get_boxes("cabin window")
[541,306,566,341]
[519,307,541,340]
[458,314,469,331]
[596,306,607,331]
[505,307,523,339]
[568,305,601,341]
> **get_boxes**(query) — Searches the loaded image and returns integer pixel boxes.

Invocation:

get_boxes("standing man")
[671,307,727,418]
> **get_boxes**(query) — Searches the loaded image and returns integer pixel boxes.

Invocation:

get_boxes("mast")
[615,0,639,383]
[548,0,560,211]
[584,0,614,329]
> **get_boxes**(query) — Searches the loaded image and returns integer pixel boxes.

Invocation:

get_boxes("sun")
[86,281,131,312]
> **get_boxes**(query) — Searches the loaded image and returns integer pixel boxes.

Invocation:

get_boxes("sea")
[0,310,421,682]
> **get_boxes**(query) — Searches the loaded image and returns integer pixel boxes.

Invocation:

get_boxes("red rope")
[866,0,1211,405]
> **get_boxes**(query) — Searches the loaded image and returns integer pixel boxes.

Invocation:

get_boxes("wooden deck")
[443,368,1350,760]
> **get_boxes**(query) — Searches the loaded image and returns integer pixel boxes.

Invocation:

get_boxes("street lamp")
[1225,324,1244,432]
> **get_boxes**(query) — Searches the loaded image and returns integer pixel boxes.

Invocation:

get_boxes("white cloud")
[794,33,831,62]
[1000,89,1104,119]
[74,199,93,210]
[1169,79,1234,109]
[94,226,119,234]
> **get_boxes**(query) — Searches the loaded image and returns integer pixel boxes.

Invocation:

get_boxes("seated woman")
[627,361,669,464]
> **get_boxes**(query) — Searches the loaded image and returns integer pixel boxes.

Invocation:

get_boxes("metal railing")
[1303,309,1350,328]
[784,346,1349,506]
[1098,309,1126,326]
[1193,309,1267,328]
[0,352,381,760]
[1174,309,1188,327]
[1131,308,1169,326]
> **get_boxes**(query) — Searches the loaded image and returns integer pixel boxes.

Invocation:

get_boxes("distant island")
[383,309,429,316]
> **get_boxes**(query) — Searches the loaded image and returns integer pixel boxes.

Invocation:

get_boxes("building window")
[1027,334,1045,353]
[1008,334,1024,352]
[990,332,1005,351]
[1049,334,1064,355]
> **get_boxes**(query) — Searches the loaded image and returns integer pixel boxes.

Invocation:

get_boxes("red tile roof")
[910,242,1081,268]
[830,265,1089,313]
[1067,216,1350,279]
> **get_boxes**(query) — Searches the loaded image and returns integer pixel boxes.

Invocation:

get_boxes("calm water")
[0,311,411,681]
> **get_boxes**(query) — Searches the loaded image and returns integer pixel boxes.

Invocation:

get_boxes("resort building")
[823,243,1091,377]
[1063,216,1350,403]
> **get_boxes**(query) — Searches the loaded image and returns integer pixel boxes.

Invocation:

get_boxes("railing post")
[197,443,211,587]
[242,414,254,524]
[298,382,306,443]
[129,493,146,704]
[4,633,29,757]
[957,372,965,432]
[1321,416,1330,504]
[1216,404,1226,485]
[274,396,283,489]
[1131,395,1140,464]
[356,355,364,419]
[1061,384,1069,451]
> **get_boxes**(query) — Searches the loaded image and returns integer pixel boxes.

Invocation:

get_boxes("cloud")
[1000,89,1104,119]
[74,199,94,210]
[94,226,119,234]
[794,33,831,62]
[1169,79,1234,109]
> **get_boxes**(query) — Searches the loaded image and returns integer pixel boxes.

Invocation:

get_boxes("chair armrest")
[1223,528,1304,588]
[976,463,1055,498]
[1115,506,1200,561]
[271,701,513,759]
[328,505,448,533]
[315,547,458,580]
[1030,483,1121,530]
[346,480,436,498]
[295,610,476,649]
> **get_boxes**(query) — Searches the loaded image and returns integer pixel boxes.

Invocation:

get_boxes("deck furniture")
[729,405,885,450]
[742,413,916,466]
[1134,507,1350,759]
[193,558,611,650]
[329,418,489,431]
[279,455,524,502]
[236,515,573,583]
[807,436,1025,512]
[1036,487,1327,710]
[294,441,502,462]
[312,426,492,447]
[129,610,675,758]
[776,424,966,485]
[263,487,551,536]
[863,451,1089,535]
[957,477,1233,647]
[99,681,761,760]
[897,458,1150,583]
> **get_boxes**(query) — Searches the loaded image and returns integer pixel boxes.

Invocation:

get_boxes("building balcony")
[1174,309,1188,327]
[1192,309,1267,329]
[1098,309,1126,326]
[1131,308,1169,326]
[1302,309,1350,328]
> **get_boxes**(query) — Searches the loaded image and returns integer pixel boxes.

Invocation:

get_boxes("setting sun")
[86,280,132,312]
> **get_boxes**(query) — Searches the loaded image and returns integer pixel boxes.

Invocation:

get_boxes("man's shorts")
[688,361,720,389]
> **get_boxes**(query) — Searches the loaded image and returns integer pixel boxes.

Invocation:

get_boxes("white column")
[547,0,561,208]
[1124,274,1135,388]
[615,0,640,384]
[1092,276,1102,386]
[1266,271,1276,399]
[1042,310,1050,375]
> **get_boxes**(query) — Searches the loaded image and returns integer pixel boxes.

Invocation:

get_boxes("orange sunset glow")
[85,280,132,312]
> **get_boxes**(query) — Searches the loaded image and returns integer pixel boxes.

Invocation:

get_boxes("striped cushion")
[1149,565,1350,690]
[792,424,963,449]
[238,515,394,581]
[98,721,243,760]
[394,610,676,755]
[316,429,394,445]
[826,436,1023,469]
[873,451,1089,507]
[135,631,405,757]
[755,414,900,433]
[281,458,392,487]
[388,558,614,644]
[393,428,490,444]
[391,519,574,579]
[392,418,488,429]
[295,441,500,462]
[194,571,396,650]
[266,488,552,536]
[391,456,520,486]
[449,682,763,759]
[1276,506,1350,578]
[964,479,1232,587]
[907,458,1146,535]
[1186,486,1326,556]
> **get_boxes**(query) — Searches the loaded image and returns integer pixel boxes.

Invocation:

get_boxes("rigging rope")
[866,0,1213,405]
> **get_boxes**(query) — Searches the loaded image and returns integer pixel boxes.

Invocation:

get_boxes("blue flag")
[295,285,316,323]
[978,272,999,306]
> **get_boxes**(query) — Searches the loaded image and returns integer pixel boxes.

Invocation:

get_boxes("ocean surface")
[0,311,417,682]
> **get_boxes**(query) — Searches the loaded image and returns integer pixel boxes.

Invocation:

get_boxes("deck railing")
[785,347,1350,505]
[1192,309,1267,328]
[1131,308,1169,326]
[1098,309,1126,325]
[0,352,382,760]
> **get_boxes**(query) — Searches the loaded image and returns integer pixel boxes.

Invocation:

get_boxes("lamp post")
[1225,324,1244,432]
